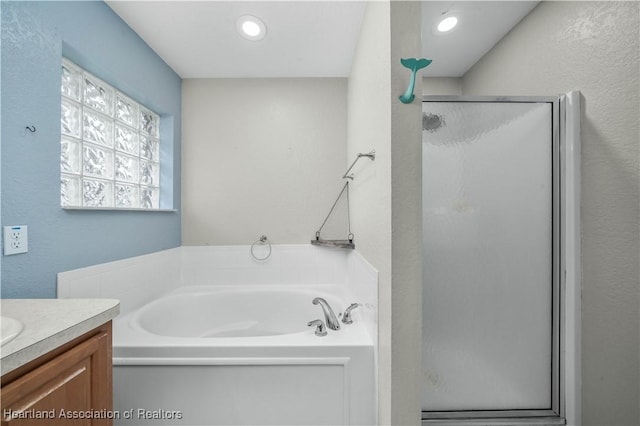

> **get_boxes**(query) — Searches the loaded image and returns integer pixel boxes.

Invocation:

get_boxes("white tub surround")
[57,247,181,314]
[58,245,377,321]
[0,299,120,376]
[57,244,378,426]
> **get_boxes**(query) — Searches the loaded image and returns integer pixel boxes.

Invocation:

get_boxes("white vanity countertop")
[0,299,120,376]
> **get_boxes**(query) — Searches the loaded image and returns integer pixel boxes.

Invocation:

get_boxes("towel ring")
[251,235,272,261]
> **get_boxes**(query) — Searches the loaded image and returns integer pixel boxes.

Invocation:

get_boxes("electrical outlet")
[3,225,28,255]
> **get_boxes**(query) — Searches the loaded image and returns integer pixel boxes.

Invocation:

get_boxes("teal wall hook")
[399,58,432,104]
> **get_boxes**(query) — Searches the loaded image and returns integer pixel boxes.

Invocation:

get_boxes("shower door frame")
[421,95,565,425]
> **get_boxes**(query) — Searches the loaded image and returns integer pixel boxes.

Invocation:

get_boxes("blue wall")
[1,1,182,298]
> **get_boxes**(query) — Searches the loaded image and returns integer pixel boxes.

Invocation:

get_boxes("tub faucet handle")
[342,303,360,324]
[308,319,327,337]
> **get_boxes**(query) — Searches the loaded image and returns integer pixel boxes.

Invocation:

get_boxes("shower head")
[423,112,446,132]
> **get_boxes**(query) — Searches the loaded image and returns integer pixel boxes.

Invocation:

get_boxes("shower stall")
[421,95,581,425]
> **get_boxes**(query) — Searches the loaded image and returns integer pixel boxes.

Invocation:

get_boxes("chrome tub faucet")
[312,297,341,331]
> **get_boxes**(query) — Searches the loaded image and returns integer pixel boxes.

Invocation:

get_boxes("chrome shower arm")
[343,150,376,180]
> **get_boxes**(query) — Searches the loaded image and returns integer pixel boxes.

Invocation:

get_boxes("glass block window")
[60,58,161,209]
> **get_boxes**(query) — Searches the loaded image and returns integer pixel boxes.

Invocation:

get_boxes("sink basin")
[1,316,24,347]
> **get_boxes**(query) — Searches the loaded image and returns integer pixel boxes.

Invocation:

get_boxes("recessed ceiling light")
[237,15,267,41]
[436,16,458,33]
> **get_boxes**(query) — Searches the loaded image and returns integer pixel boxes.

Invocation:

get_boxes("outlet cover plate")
[4,225,28,255]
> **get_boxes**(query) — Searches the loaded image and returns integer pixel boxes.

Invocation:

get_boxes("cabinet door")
[1,330,112,426]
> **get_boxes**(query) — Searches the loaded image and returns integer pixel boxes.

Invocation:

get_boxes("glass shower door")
[422,98,560,419]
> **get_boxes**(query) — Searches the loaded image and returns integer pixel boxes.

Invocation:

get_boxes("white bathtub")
[112,285,375,426]
[131,286,346,339]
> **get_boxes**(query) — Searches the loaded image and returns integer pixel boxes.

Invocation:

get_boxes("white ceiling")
[422,1,539,77]
[106,1,539,79]
[106,1,367,78]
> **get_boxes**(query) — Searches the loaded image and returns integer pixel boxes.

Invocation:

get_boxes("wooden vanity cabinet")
[1,322,113,426]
